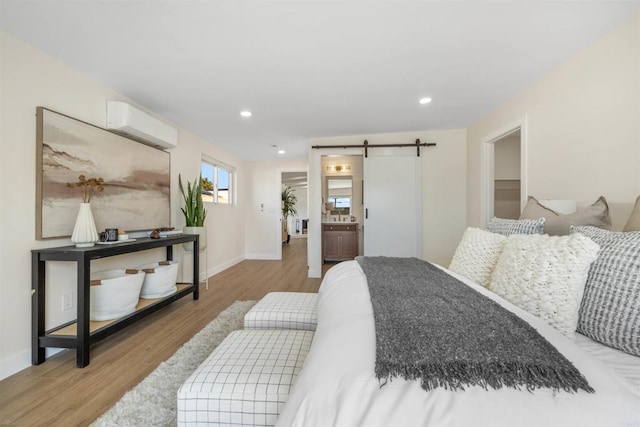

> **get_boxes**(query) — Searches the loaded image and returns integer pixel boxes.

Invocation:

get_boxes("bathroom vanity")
[322,222,358,262]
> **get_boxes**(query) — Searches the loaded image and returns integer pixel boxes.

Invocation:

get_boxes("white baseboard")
[0,347,67,381]
[1,349,30,380]
[307,268,322,278]
[244,253,280,260]
[181,253,246,282]
[206,256,244,277]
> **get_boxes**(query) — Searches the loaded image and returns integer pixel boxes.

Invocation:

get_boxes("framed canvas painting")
[36,107,171,239]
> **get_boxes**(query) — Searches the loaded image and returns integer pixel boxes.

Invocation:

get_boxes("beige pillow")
[623,195,640,232]
[519,196,611,235]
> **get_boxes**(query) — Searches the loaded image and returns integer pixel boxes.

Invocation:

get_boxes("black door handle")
[365,208,368,219]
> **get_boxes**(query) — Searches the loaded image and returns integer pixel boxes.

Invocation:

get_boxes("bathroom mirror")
[326,176,352,216]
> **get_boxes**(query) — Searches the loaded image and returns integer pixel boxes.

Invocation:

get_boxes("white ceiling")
[1,1,638,161]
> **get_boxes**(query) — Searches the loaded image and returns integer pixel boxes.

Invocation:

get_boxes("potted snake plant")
[179,174,207,251]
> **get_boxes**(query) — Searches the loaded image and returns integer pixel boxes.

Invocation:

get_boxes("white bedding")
[574,332,640,390]
[277,260,640,427]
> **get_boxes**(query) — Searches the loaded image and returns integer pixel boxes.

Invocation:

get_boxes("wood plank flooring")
[0,238,324,427]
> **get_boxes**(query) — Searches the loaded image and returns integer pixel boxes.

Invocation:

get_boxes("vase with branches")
[66,174,105,247]
[281,186,297,244]
[179,174,208,251]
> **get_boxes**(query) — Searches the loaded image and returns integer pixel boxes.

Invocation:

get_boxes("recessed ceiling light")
[240,110,252,117]
[418,97,432,105]
[277,150,286,155]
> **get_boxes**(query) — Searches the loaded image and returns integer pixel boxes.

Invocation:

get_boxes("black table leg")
[31,252,46,365]
[76,254,91,368]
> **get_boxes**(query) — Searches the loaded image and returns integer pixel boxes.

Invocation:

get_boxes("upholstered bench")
[244,292,318,331]
[177,329,313,427]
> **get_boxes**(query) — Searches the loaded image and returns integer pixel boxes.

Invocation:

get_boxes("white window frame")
[201,156,235,205]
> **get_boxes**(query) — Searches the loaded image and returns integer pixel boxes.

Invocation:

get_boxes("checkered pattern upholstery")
[244,292,318,331]
[572,226,640,356]
[177,329,313,426]
[486,217,545,236]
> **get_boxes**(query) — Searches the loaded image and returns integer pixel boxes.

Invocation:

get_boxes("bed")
[276,255,640,427]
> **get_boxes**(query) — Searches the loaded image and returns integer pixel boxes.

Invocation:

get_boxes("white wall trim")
[276,167,308,260]
[480,140,495,226]
[244,253,281,260]
[308,146,363,278]
[207,255,244,277]
[1,349,37,380]
[414,155,423,257]
[480,116,528,226]
[276,169,283,261]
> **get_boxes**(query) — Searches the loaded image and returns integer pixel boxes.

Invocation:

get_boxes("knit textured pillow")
[449,227,507,288]
[486,217,545,236]
[572,226,640,356]
[489,233,600,336]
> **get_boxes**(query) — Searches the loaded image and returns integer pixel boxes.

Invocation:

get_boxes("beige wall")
[244,158,308,259]
[307,129,467,277]
[494,133,521,180]
[0,32,247,379]
[467,15,640,228]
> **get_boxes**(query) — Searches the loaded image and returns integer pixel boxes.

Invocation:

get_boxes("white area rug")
[92,300,257,426]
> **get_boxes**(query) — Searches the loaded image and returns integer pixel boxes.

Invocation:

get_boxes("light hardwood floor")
[0,237,325,426]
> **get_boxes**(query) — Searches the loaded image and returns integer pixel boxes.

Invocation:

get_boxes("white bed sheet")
[277,260,640,427]
[573,332,640,390]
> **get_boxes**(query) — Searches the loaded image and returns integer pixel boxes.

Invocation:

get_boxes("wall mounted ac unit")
[106,101,178,150]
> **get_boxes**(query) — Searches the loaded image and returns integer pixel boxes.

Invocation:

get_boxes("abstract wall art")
[36,107,171,239]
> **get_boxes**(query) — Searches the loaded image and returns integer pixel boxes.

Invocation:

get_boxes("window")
[329,196,351,215]
[201,158,234,205]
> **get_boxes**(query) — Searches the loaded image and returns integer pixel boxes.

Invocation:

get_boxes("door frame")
[480,115,528,226]
[308,147,362,278]
[276,167,308,261]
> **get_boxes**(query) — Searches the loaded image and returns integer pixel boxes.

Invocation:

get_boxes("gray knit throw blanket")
[357,256,593,393]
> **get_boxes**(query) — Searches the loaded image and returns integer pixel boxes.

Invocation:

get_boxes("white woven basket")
[138,261,179,299]
[90,269,145,321]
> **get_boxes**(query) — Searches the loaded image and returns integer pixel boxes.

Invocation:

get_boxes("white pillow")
[489,233,600,336]
[449,227,507,288]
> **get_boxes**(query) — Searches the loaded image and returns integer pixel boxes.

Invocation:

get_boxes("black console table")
[32,234,199,368]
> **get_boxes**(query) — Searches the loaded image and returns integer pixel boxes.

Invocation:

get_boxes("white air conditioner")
[106,101,178,150]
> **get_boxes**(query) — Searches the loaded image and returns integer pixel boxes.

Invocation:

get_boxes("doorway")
[481,117,528,225]
[493,130,521,219]
[281,171,308,260]
[320,155,364,259]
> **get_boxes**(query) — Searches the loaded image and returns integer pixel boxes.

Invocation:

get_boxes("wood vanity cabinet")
[322,223,358,262]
